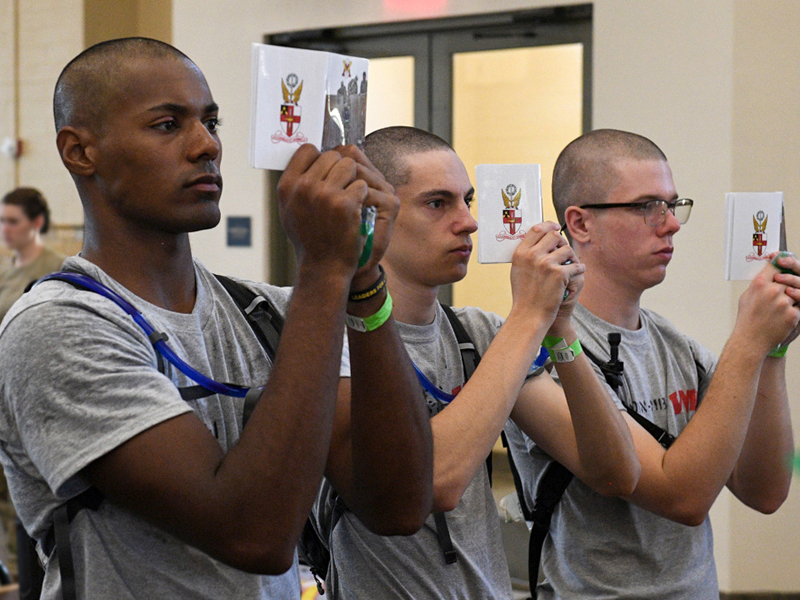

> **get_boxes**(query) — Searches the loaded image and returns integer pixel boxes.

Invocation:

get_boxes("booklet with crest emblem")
[475,164,543,263]
[250,44,369,171]
[723,191,784,280]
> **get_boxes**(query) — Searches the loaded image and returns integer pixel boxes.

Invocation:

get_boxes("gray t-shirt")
[313,304,514,599]
[505,302,719,600]
[0,256,301,599]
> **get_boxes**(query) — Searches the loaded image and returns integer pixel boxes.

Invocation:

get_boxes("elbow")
[673,509,708,528]
[664,498,711,527]
[431,478,467,513]
[354,489,433,536]
[361,509,429,536]
[211,536,298,575]
[742,487,790,516]
[587,463,641,499]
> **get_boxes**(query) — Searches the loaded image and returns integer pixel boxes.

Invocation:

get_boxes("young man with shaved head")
[505,128,800,598]
[0,38,433,599]
[310,126,640,599]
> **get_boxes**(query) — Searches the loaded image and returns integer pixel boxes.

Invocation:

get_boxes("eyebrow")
[419,187,475,200]
[147,102,219,116]
[629,193,679,203]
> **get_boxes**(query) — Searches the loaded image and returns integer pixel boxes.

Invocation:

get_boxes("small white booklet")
[723,191,784,280]
[476,164,543,263]
[250,43,369,171]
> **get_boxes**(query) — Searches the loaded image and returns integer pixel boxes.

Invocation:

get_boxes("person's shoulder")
[639,307,685,336]
[450,305,504,340]
[194,263,293,316]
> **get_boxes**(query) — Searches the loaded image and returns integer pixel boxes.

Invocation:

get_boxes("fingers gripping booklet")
[476,164,543,264]
[723,191,785,280]
[250,43,369,171]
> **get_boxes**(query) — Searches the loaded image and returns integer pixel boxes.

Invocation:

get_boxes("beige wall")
[2,0,800,592]
[0,0,83,225]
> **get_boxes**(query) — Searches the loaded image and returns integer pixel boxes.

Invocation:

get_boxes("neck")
[578,270,643,330]
[14,239,43,267]
[383,263,439,326]
[81,221,197,313]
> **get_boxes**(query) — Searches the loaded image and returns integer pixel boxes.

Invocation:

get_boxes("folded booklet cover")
[476,164,543,264]
[250,44,369,171]
[723,191,784,280]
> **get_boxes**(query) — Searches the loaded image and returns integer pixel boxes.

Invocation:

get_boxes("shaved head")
[552,129,667,229]
[53,37,194,134]
[364,126,454,188]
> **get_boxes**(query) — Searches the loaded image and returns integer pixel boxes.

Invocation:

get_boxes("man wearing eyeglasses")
[505,128,800,599]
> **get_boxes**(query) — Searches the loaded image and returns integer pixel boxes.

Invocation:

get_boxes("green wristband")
[768,344,789,358]
[345,291,393,332]
[542,336,583,363]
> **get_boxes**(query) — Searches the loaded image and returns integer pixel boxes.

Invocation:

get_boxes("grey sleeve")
[0,299,191,498]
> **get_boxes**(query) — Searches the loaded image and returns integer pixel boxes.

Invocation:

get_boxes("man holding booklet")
[0,38,434,599]
[506,128,800,598]
[310,125,640,599]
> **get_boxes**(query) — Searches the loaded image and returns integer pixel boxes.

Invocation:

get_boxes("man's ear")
[56,126,97,177]
[564,205,591,244]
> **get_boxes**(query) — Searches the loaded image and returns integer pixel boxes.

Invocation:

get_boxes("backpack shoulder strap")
[581,336,675,450]
[440,304,480,379]
[214,274,283,363]
[434,304,486,565]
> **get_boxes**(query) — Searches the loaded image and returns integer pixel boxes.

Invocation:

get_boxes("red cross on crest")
[280,104,302,136]
[503,208,521,235]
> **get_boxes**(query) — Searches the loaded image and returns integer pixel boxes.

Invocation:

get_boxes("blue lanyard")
[413,345,549,406]
[413,363,456,404]
[36,272,251,399]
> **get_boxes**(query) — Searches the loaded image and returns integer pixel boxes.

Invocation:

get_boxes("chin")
[186,205,222,232]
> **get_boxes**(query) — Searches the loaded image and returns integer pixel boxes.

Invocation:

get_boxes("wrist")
[546,320,576,341]
[346,291,393,332]
[350,265,383,294]
[349,265,386,303]
[768,344,789,358]
[542,335,582,364]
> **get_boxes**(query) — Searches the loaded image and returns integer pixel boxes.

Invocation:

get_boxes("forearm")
[341,301,433,534]
[628,331,766,522]
[431,311,547,512]
[212,266,352,562]
[728,356,793,512]
[549,323,639,496]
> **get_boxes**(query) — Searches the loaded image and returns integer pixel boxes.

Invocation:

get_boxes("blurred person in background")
[0,187,65,323]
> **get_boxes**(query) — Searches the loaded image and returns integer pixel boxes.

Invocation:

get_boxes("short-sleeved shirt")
[0,256,301,599]
[312,304,517,599]
[505,303,719,600]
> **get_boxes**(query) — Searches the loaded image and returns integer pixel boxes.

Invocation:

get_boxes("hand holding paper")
[276,145,369,275]
[508,222,585,327]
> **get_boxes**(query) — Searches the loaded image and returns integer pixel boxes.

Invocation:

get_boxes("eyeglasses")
[579,198,694,227]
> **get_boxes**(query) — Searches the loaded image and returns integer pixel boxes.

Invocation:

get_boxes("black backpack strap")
[299,491,348,595]
[527,461,574,599]
[581,336,675,450]
[433,304,486,564]
[433,512,458,565]
[214,274,283,363]
[43,488,104,600]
